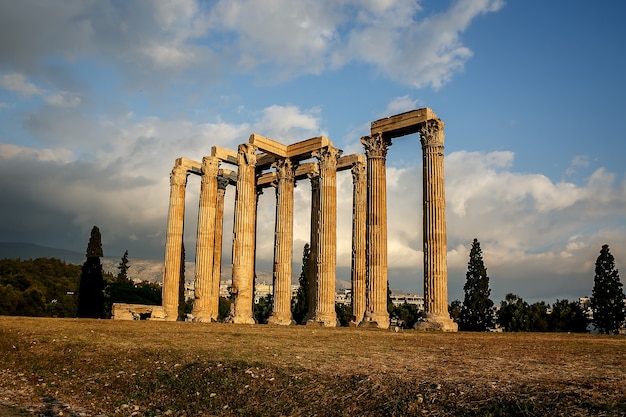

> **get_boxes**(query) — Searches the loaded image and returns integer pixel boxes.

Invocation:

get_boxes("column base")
[191,315,215,323]
[267,315,296,326]
[162,305,179,321]
[414,314,458,332]
[228,315,256,325]
[306,313,338,327]
[360,312,390,329]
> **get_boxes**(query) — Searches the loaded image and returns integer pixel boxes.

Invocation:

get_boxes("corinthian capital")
[237,143,258,167]
[419,119,445,148]
[313,147,342,171]
[272,158,297,182]
[217,176,230,190]
[350,160,366,183]
[361,132,391,158]
[170,165,188,186]
[201,156,220,183]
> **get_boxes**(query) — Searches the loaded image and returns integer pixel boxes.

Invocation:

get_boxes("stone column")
[268,158,297,325]
[191,157,220,322]
[309,146,340,326]
[416,119,458,331]
[229,143,257,324]
[305,171,320,323]
[350,160,367,325]
[360,133,391,329]
[207,176,229,321]
[162,163,188,321]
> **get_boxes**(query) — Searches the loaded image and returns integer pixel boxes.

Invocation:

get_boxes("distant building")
[390,292,424,312]
[254,282,273,303]
[335,288,351,305]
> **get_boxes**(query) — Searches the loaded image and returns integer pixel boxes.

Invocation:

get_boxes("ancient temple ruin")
[158,108,457,331]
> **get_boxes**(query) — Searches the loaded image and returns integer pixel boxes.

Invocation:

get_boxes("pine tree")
[292,243,310,324]
[590,244,625,334]
[77,226,105,318]
[116,250,131,283]
[459,239,494,331]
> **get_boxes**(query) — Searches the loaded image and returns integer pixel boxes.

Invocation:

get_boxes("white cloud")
[44,92,82,108]
[1,73,42,96]
[252,105,324,142]
[382,95,422,117]
[0,1,504,95]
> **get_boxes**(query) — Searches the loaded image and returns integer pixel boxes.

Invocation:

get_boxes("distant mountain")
[0,242,350,288]
[0,242,84,264]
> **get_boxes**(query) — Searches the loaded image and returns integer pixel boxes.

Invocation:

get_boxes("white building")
[390,292,424,312]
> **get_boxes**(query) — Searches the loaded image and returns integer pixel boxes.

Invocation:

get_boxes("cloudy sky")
[1,0,625,304]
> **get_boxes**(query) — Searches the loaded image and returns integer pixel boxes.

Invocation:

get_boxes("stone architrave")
[268,158,297,325]
[191,156,220,322]
[416,119,458,331]
[360,133,391,329]
[229,143,258,324]
[350,160,367,325]
[309,146,341,326]
[306,171,320,323]
[207,176,229,321]
[162,163,189,321]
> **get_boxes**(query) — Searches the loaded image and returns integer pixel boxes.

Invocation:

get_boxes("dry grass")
[0,316,625,416]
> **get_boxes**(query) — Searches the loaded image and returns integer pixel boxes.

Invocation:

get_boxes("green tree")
[335,302,352,327]
[218,296,231,321]
[459,239,494,331]
[0,258,80,317]
[77,226,105,318]
[254,294,273,324]
[86,226,103,258]
[549,299,588,333]
[527,301,549,332]
[391,302,424,329]
[497,293,529,332]
[449,300,461,324]
[0,284,20,315]
[291,243,310,324]
[590,244,625,334]
[116,250,131,283]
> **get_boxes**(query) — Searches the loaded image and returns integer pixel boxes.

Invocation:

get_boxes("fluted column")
[162,164,188,321]
[350,160,367,325]
[306,172,320,322]
[309,146,340,326]
[191,157,220,322]
[207,176,229,320]
[417,119,457,331]
[229,143,257,324]
[360,133,391,329]
[268,158,297,325]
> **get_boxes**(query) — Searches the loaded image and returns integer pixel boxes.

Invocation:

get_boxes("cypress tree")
[292,243,310,324]
[459,238,494,331]
[591,244,625,334]
[116,250,131,283]
[77,226,105,318]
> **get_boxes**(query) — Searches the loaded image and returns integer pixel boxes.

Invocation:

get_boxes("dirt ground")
[0,316,625,416]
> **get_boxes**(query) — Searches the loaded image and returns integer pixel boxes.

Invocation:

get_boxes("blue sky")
[1,0,625,304]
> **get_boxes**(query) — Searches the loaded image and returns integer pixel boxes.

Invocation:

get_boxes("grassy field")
[0,317,625,416]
